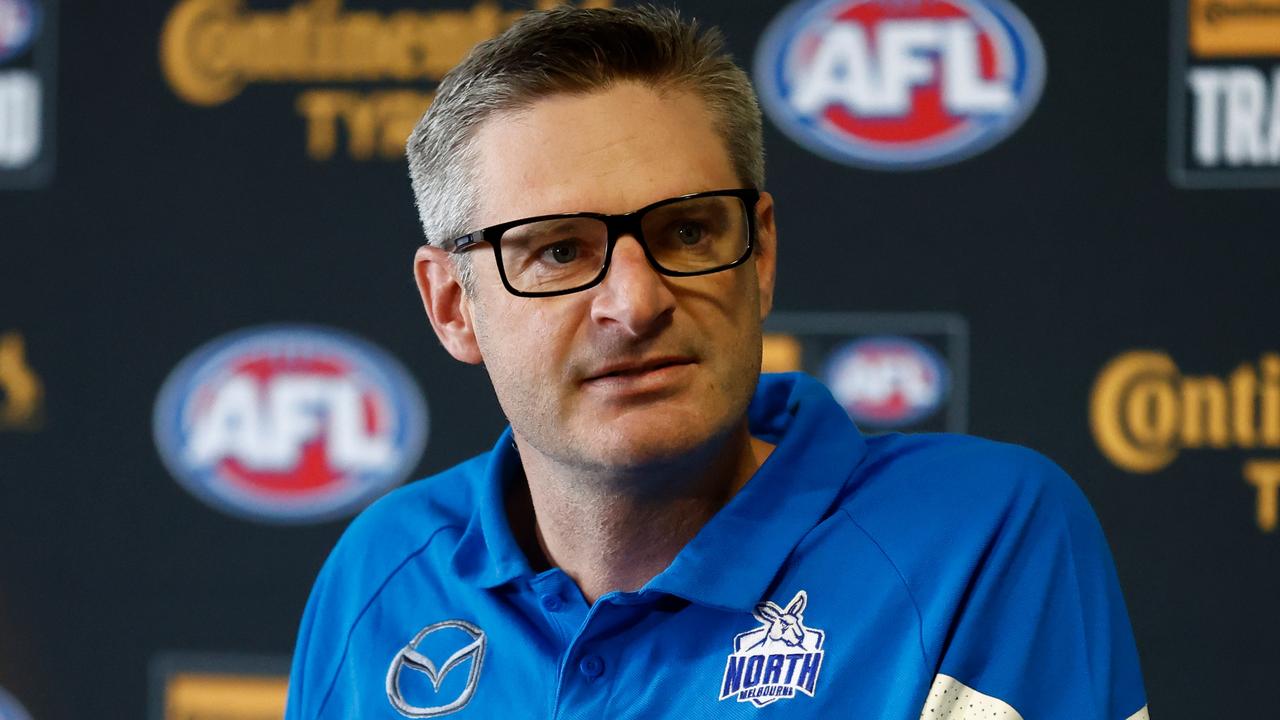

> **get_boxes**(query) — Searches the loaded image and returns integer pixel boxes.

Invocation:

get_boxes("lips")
[584,356,696,382]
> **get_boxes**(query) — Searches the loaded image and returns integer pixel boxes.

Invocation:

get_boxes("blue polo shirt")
[286,373,1148,719]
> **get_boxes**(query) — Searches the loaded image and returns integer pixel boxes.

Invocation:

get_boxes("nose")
[589,234,676,337]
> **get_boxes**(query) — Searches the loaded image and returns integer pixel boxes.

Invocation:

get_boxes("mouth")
[584,356,697,383]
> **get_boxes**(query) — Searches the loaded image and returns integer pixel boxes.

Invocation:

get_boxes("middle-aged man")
[287,6,1149,719]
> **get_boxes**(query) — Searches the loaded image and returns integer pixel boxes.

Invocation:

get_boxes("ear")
[753,191,778,320]
[414,245,483,365]
[785,591,806,616]
[754,602,782,622]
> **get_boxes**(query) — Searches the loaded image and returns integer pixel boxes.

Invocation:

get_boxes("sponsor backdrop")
[0,0,1275,717]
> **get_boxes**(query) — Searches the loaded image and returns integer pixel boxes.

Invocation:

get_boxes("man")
[287,6,1149,719]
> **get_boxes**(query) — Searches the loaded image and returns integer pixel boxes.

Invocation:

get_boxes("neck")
[507,422,774,603]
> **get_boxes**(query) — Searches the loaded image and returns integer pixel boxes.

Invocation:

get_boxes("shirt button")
[540,594,563,612]
[578,655,605,679]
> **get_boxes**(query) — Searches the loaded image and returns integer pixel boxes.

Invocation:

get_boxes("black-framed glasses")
[442,188,760,297]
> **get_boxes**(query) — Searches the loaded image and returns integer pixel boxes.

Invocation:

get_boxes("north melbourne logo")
[719,590,825,707]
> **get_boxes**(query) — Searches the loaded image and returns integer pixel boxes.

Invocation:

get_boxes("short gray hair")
[406,4,764,286]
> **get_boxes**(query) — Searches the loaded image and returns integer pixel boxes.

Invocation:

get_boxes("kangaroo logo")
[719,590,825,707]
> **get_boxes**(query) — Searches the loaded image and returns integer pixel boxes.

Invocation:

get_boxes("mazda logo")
[385,619,486,718]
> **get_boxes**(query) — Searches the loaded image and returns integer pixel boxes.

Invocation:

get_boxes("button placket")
[551,594,629,718]
[531,570,588,648]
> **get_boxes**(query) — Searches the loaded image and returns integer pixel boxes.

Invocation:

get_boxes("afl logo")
[824,337,948,428]
[154,326,429,524]
[755,0,1046,170]
[0,0,40,64]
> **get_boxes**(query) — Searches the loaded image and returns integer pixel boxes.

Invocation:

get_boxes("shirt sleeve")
[914,448,1149,720]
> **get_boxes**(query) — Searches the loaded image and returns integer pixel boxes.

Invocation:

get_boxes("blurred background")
[1,0,1276,717]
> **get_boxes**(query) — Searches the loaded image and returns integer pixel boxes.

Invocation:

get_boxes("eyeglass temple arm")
[442,230,485,253]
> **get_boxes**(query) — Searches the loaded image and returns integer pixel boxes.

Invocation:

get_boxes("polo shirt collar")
[451,373,869,607]
[450,426,532,588]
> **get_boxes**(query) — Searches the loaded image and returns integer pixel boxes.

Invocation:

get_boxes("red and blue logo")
[0,0,40,64]
[824,336,948,428]
[153,326,428,524]
[755,0,1046,170]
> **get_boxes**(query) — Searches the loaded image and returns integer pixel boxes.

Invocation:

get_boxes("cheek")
[685,272,762,341]
[475,299,579,378]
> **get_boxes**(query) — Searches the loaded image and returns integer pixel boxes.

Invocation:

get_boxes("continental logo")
[1090,351,1280,531]
[160,0,518,107]
[0,331,43,430]
[158,0,612,160]
[1190,0,1280,57]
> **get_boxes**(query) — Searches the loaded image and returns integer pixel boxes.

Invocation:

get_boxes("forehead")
[471,82,739,226]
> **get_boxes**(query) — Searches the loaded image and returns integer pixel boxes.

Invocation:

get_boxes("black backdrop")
[1,1,1277,718]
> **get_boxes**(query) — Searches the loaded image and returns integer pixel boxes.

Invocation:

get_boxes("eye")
[673,222,705,246]
[544,241,579,264]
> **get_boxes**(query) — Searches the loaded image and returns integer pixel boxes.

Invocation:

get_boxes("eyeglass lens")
[497,195,750,294]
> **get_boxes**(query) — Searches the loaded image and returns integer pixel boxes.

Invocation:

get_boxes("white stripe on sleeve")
[917,674,1151,720]
[918,674,1022,719]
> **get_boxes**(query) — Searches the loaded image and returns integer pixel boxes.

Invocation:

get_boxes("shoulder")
[860,431,1067,486]
[347,452,488,540]
[837,433,1104,580]
[322,453,486,584]
[299,452,489,638]
[845,433,1087,525]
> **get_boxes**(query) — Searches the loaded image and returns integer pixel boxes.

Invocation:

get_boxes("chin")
[579,411,732,471]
